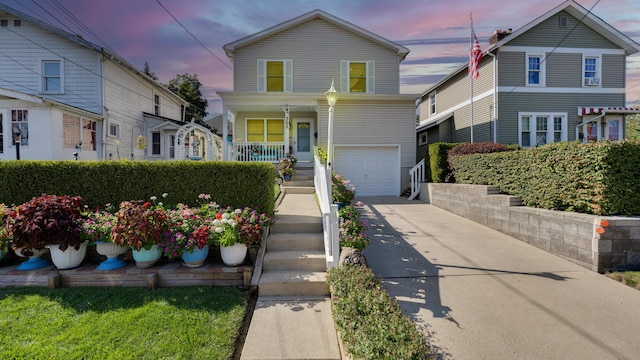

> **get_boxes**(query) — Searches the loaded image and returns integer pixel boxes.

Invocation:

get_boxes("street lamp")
[325,79,338,168]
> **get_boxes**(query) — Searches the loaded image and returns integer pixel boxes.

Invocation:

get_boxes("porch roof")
[578,106,640,116]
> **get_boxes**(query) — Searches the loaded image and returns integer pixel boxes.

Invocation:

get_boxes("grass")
[0,286,248,360]
[605,271,640,290]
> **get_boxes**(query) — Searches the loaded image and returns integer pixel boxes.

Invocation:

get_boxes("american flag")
[469,30,482,80]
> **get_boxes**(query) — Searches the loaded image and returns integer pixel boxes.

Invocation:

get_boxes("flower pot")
[47,242,88,270]
[220,243,247,267]
[131,244,162,268]
[182,245,209,268]
[283,175,292,181]
[15,247,52,270]
[95,241,129,270]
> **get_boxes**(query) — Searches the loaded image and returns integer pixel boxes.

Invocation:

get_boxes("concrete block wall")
[420,183,640,272]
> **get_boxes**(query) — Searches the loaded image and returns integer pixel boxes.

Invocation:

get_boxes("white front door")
[292,119,313,162]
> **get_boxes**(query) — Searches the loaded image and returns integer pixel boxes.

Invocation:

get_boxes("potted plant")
[332,172,356,208]
[278,158,295,181]
[82,207,128,270]
[159,204,211,268]
[0,204,9,263]
[5,194,88,270]
[111,200,169,268]
[212,210,246,266]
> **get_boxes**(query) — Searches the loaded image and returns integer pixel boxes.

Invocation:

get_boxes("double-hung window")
[63,113,96,150]
[257,60,292,92]
[153,94,161,116]
[583,56,600,86]
[42,60,62,93]
[151,132,161,155]
[340,60,375,93]
[247,119,284,142]
[526,55,544,86]
[519,112,567,147]
[429,93,436,115]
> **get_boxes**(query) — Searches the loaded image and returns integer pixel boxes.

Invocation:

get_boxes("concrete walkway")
[361,197,640,360]
[240,192,341,360]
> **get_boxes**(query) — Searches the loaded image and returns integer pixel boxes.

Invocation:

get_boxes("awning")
[578,106,640,116]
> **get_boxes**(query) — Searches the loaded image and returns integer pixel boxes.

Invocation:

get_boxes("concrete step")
[283,186,315,194]
[271,215,323,234]
[283,180,314,187]
[292,174,314,181]
[259,270,329,297]
[263,250,326,272]
[268,232,324,251]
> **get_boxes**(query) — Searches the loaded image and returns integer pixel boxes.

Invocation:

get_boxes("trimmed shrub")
[451,141,640,215]
[427,142,464,183]
[0,161,276,215]
[448,142,509,182]
[327,265,431,360]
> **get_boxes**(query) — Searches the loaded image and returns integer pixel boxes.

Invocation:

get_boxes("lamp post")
[325,79,338,169]
[12,125,21,160]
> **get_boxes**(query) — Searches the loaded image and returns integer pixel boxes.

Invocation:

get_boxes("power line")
[154,0,232,70]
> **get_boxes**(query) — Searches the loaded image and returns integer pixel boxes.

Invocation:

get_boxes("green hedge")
[451,141,640,215]
[327,265,430,359]
[0,161,276,214]
[426,142,464,182]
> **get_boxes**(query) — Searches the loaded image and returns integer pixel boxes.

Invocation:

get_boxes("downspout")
[485,52,497,143]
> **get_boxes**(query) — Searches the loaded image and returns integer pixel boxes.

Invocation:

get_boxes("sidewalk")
[360,197,640,360]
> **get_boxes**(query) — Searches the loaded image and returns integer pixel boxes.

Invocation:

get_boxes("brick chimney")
[489,29,512,45]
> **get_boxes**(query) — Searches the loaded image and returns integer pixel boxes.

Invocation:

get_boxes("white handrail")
[408,159,425,200]
[314,154,340,269]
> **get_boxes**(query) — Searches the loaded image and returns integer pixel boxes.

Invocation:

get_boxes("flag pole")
[470,13,474,143]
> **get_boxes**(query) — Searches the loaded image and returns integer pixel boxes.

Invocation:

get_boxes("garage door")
[333,146,399,196]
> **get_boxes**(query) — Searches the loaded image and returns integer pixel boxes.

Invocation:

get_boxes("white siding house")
[219,9,419,196]
[0,3,203,161]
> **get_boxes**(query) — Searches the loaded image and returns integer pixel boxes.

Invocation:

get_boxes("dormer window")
[257,59,292,92]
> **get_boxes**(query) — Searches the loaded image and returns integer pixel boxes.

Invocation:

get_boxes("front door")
[292,119,313,161]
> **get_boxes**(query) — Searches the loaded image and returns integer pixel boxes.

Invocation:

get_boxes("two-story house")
[416,0,640,160]
[0,3,215,161]
[218,9,419,196]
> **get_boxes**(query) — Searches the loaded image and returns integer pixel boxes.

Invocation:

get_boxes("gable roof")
[0,3,186,107]
[419,0,640,99]
[223,9,410,61]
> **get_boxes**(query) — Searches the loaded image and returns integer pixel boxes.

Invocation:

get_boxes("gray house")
[416,0,640,161]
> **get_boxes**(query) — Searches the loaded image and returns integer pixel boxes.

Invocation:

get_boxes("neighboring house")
[416,0,640,162]
[219,9,418,196]
[0,4,214,161]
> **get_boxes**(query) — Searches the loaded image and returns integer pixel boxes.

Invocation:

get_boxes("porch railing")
[229,142,285,162]
[408,158,425,200]
[314,153,339,269]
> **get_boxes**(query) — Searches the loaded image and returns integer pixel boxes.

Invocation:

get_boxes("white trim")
[526,53,545,86]
[39,57,64,94]
[107,120,121,138]
[582,55,601,88]
[497,86,624,94]
[518,112,568,147]
[500,46,625,56]
[418,88,493,129]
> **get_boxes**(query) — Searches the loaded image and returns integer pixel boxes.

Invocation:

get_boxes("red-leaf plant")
[4,194,85,256]
[110,201,169,251]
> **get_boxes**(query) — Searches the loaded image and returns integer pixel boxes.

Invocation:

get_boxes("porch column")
[284,106,290,157]
[222,106,229,161]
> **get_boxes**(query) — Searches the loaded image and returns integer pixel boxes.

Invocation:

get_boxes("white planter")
[220,243,247,267]
[95,242,129,270]
[46,242,88,270]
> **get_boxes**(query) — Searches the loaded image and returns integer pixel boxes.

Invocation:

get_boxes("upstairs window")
[153,94,160,115]
[583,56,600,86]
[526,55,544,85]
[42,60,62,93]
[257,59,292,92]
[429,93,436,115]
[341,60,375,93]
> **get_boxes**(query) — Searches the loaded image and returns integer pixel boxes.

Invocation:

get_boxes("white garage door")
[333,146,399,196]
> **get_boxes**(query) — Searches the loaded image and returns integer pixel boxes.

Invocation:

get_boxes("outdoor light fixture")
[325,79,338,168]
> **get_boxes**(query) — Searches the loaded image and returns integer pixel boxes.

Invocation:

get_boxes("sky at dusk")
[2,0,640,114]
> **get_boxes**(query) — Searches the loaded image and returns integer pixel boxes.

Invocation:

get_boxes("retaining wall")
[420,183,640,272]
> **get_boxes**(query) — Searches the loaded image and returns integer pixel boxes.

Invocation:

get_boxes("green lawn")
[605,271,640,290]
[0,286,248,360]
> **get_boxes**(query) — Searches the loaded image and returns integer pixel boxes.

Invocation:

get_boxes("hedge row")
[327,265,430,360]
[0,161,276,215]
[450,141,640,215]
[425,142,464,183]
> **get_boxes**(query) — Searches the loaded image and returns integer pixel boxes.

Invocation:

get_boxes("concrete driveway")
[360,197,640,360]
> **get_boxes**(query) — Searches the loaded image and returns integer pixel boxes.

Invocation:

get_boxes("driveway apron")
[360,197,640,360]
